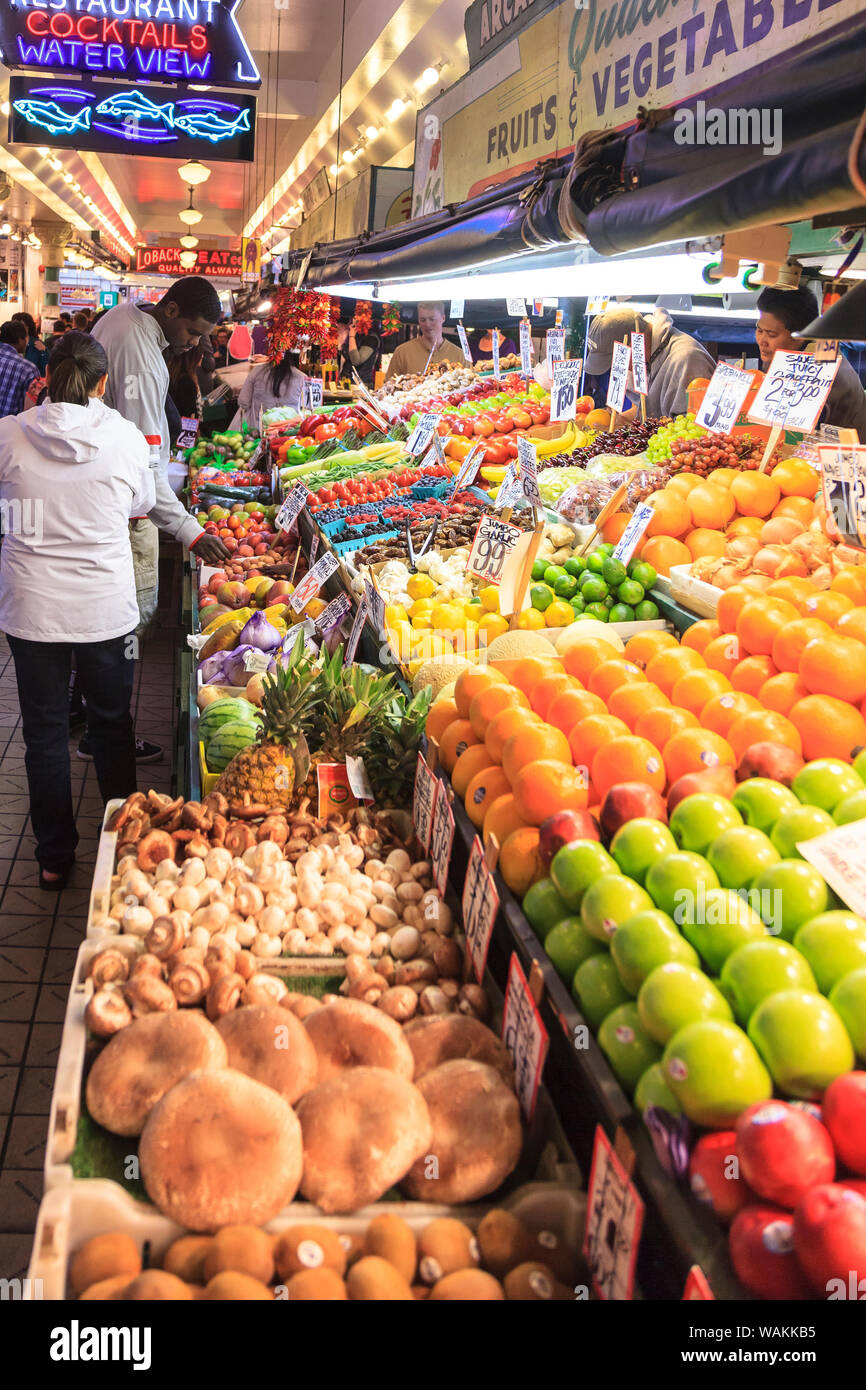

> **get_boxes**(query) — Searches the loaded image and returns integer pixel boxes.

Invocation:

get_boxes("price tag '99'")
[550,359,582,422]
[467,514,522,585]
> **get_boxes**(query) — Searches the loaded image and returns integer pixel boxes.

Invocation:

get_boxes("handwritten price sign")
[344,593,368,663]
[462,836,499,983]
[303,378,324,409]
[406,412,441,456]
[452,442,486,494]
[412,752,439,851]
[519,319,533,376]
[630,333,648,397]
[748,350,841,432]
[494,459,523,510]
[517,434,541,511]
[450,297,464,320]
[797,818,866,917]
[584,1125,644,1301]
[276,482,310,532]
[613,502,655,565]
[502,954,549,1120]
[491,331,500,379]
[429,781,455,897]
[289,551,338,611]
[506,297,526,318]
[456,321,472,364]
[546,327,565,371]
[315,592,352,633]
[551,358,582,422]
[607,341,632,415]
[364,581,386,635]
[695,362,754,435]
[467,514,522,585]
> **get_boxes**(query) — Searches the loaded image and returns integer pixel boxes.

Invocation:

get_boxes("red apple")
[207,573,228,595]
[688,1131,757,1223]
[823,1072,866,1176]
[600,782,667,840]
[729,1206,813,1300]
[840,1178,866,1198]
[793,1184,866,1295]
[737,742,805,786]
[735,1100,835,1209]
[666,765,737,814]
[538,809,601,866]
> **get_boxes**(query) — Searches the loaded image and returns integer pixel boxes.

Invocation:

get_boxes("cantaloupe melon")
[411,656,474,698]
[554,620,624,656]
[484,630,556,662]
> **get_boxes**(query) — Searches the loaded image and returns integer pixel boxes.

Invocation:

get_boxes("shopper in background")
[212,326,230,368]
[12,311,48,375]
[470,326,518,365]
[73,310,90,331]
[585,303,715,418]
[234,347,304,430]
[168,343,204,423]
[0,332,155,888]
[755,285,866,441]
[335,314,381,387]
[384,301,463,380]
[251,320,269,356]
[0,319,38,415]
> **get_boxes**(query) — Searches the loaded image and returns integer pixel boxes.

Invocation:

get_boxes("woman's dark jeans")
[8,633,137,870]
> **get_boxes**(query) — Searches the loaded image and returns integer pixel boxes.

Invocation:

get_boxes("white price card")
[242,648,272,674]
[748,350,841,432]
[364,580,387,635]
[456,321,472,364]
[517,434,541,511]
[467,514,523,585]
[491,330,500,379]
[413,752,439,852]
[819,444,866,546]
[449,297,464,320]
[406,412,440,456]
[630,332,648,397]
[308,533,319,566]
[452,442,486,493]
[607,340,632,414]
[344,593,368,663]
[694,362,754,435]
[613,502,655,565]
[429,782,455,897]
[315,592,352,633]
[494,459,523,510]
[289,551,338,612]
[519,319,533,376]
[587,295,610,315]
[797,820,866,917]
[177,416,199,449]
[550,358,582,422]
[584,1125,644,1301]
[546,327,565,372]
[303,378,324,409]
[502,953,549,1121]
[506,297,526,318]
[345,754,374,802]
[276,482,310,532]
[462,836,499,983]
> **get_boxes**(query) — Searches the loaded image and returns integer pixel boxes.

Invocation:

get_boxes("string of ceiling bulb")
[324,61,447,193]
[31,145,135,255]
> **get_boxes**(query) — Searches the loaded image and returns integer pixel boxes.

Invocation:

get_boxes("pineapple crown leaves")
[319,645,399,737]
[257,632,328,742]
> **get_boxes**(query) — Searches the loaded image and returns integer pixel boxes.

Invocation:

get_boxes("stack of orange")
[427,612,866,897]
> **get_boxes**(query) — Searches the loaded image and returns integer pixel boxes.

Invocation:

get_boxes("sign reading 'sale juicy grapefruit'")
[135,245,242,278]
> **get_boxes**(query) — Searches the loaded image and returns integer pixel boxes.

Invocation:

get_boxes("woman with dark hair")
[235,347,304,428]
[755,285,866,440]
[0,331,155,888]
[168,342,204,423]
[12,311,48,374]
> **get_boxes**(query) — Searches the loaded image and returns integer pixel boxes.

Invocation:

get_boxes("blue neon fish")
[93,93,176,126]
[171,107,251,143]
[13,99,93,135]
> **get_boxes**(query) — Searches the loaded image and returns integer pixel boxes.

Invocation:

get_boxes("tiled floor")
[0,585,180,1282]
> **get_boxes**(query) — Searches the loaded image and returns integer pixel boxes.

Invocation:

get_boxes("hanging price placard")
[502,953,549,1121]
[491,330,500,379]
[694,362,754,435]
[517,435,541,511]
[364,580,387,635]
[462,836,499,982]
[607,341,632,414]
[289,551,338,612]
[467,514,523,584]
[506,297,526,318]
[345,754,374,803]
[494,459,523,510]
[406,412,441,456]
[315,592,352,633]
[452,442,486,494]
[177,416,199,449]
[612,502,654,565]
[456,321,472,364]
[748,350,840,432]
[532,298,544,316]
[519,319,533,376]
[276,482,310,532]
[797,819,866,917]
[584,1125,644,1300]
[819,443,866,546]
[550,358,582,422]
[308,533,319,566]
[630,333,648,397]
[429,782,455,897]
[344,593,368,663]
[546,327,565,372]
[449,297,464,320]
[412,752,439,851]
[303,378,324,410]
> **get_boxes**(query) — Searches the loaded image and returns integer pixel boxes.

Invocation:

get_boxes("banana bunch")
[535,421,581,457]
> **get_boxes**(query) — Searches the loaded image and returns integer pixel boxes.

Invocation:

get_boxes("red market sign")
[135,245,241,278]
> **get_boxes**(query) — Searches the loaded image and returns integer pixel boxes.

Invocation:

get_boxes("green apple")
[770,805,836,859]
[679,887,767,974]
[829,968,866,1061]
[750,859,833,942]
[646,851,720,920]
[597,1003,662,1094]
[550,839,617,910]
[720,939,818,1025]
[792,758,864,813]
[572,954,631,1030]
[634,1062,683,1116]
[522,878,568,942]
[747,989,855,1099]
[580,874,653,943]
[669,794,743,856]
[544,916,604,984]
[732,778,800,834]
[793,911,866,993]
[610,818,677,885]
[610,909,700,994]
[833,789,866,826]
[637,963,733,1045]
[707,826,780,891]
[662,1020,772,1126]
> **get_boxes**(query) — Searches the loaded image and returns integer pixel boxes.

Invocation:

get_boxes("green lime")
[586,552,606,574]
[584,602,610,622]
[530,584,554,612]
[617,579,645,606]
[634,599,660,620]
[609,602,636,623]
[554,574,579,599]
[543,565,567,587]
[629,560,657,589]
[531,558,548,582]
[579,568,599,591]
[603,594,615,609]
[598,543,615,556]
[570,594,586,614]
[581,576,608,604]
[601,556,627,588]
[565,557,587,577]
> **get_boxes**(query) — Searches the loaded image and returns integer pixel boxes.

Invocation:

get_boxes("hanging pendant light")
[178,249,198,269]
[178,160,211,186]
[180,234,199,249]
[179,186,202,226]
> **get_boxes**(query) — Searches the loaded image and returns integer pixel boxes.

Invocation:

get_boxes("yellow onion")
[726,535,760,560]
[752,545,788,577]
[760,517,805,546]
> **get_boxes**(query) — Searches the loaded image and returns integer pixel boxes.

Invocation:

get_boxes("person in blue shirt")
[0,319,37,415]
[12,312,48,375]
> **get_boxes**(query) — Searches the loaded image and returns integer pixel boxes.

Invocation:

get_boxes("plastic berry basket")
[331,530,399,557]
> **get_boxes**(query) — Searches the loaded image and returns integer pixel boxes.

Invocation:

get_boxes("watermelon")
[199,697,260,745]
[206,720,260,773]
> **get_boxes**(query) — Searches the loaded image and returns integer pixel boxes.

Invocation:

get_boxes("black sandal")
[39,863,74,892]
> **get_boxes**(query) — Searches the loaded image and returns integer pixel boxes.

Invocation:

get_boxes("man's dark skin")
[8,326,27,355]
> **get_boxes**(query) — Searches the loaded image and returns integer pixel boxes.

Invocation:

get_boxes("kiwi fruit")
[162,1235,214,1285]
[203,1271,273,1301]
[364,1214,417,1284]
[69,1232,141,1296]
[77,1274,132,1301]
[273,1224,347,1281]
[530,1228,578,1284]
[346,1256,414,1301]
[476,1209,535,1279]
[202,1225,274,1285]
[503,1261,560,1300]
[416,1218,479,1285]
[285,1267,348,1300]
[429,1270,505,1300]
[121,1270,193,1300]
[337,1231,365,1268]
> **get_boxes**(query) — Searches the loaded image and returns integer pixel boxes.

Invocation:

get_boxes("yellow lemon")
[430,601,465,633]
[387,622,413,661]
[545,599,576,628]
[413,632,455,662]
[408,597,434,620]
[406,573,435,601]
[385,603,409,626]
[478,612,509,640]
[517,608,546,631]
[411,613,432,630]
[479,585,501,613]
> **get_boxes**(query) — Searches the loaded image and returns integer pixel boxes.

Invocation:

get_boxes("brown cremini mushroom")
[215,1005,318,1105]
[123,975,177,1018]
[205,972,244,1020]
[85,989,133,1039]
[303,999,414,1082]
[136,830,176,872]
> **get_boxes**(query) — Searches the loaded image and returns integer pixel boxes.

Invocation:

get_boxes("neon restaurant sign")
[0,0,260,87]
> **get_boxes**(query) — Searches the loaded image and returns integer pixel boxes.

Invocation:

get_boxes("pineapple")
[367,688,433,809]
[214,634,323,807]
[297,648,399,804]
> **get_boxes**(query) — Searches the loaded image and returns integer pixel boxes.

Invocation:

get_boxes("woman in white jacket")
[0,332,155,888]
